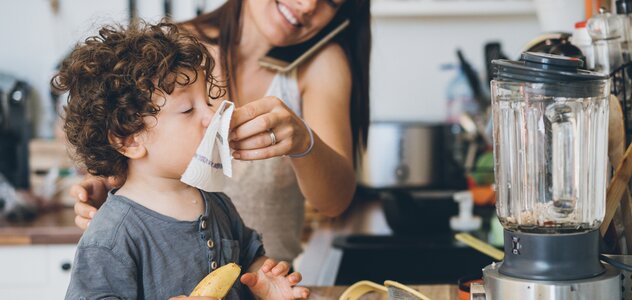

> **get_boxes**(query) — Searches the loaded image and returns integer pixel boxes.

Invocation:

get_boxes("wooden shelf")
[371,0,536,17]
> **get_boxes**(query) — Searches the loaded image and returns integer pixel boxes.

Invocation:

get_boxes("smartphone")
[258,19,350,72]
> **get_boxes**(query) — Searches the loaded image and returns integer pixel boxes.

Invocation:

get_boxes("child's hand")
[168,296,218,300]
[240,258,310,300]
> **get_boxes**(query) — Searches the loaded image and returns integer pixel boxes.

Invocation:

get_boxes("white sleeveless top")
[222,69,304,262]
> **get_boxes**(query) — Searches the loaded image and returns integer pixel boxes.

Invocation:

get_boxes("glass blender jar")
[493,53,609,235]
[478,52,620,299]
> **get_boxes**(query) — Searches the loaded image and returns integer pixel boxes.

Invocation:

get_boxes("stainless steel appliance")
[474,52,620,299]
[356,121,466,190]
[0,73,31,190]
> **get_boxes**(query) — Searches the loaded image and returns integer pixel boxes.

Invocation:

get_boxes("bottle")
[445,65,477,124]
[571,21,595,70]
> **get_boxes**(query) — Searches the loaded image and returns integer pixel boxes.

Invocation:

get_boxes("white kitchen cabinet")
[0,244,76,299]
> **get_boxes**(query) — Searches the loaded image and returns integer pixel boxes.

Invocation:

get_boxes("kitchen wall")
[371,10,541,121]
[0,0,542,135]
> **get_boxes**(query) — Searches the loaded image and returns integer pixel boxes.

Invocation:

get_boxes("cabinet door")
[0,245,48,286]
[47,244,77,297]
[0,244,77,300]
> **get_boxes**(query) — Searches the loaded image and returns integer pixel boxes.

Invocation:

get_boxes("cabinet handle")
[61,262,72,271]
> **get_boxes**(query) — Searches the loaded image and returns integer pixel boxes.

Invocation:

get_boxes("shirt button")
[207,239,214,249]
[201,220,207,230]
[211,261,218,270]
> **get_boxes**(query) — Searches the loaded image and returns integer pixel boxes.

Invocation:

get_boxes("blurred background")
[0,0,609,299]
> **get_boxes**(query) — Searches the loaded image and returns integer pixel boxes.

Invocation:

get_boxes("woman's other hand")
[70,175,121,229]
[229,96,311,160]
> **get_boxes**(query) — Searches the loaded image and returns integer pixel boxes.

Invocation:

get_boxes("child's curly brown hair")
[52,21,224,179]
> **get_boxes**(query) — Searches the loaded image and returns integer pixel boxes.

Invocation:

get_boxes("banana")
[338,280,387,300]
[190,263,241,298]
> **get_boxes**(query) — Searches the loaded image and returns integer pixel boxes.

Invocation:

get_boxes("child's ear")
[108,132,147,159]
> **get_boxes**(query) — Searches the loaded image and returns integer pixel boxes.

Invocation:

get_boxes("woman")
[71,0,371,263]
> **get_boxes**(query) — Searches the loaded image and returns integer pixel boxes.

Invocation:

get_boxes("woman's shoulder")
[298,42,351,96]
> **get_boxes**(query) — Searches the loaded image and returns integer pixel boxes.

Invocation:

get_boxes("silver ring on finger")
[268,129,277,146]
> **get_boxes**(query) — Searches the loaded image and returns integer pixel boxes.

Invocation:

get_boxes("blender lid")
[493,52,608,84]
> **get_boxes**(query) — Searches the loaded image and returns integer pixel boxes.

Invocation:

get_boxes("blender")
[473,52,621,299]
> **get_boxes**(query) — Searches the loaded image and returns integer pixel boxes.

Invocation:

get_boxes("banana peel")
[190,263,241,298]
[339,280,431,300]
[339,280,387,300]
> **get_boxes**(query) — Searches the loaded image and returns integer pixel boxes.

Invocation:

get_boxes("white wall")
[370,14,541,122]
[0,0,542,135]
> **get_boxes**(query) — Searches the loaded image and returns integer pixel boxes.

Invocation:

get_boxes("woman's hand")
[70,175,121,229]
[240,258,309,300]
[229,96,311,160]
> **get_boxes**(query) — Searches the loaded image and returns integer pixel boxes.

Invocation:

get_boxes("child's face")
[140,70,218,179]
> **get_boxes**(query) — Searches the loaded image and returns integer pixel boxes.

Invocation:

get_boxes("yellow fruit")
[190,263,241,298]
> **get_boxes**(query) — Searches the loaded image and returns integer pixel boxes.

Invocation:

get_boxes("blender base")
[477,262,621,300]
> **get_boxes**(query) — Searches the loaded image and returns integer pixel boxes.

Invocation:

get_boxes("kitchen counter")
[0,208,82,245]
[307,284,458,299]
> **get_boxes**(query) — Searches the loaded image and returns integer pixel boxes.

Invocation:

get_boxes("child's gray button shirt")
[65,190,264,299]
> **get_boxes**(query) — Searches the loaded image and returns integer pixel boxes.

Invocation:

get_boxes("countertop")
[307,284,458,299]
[0,208,82,245]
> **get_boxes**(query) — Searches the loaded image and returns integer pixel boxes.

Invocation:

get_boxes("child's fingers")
[287,272,302,285]
[261,258,277,273]
[271,261,290,276]
[291,286,310,299]
[240,272,258,287]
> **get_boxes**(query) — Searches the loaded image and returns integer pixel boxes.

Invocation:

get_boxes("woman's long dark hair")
[184,0,371,157]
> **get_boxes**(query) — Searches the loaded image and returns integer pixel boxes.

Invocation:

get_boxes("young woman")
[71,0,371,263]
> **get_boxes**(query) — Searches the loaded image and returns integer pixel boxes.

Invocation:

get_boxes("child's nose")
[201,106,214,128]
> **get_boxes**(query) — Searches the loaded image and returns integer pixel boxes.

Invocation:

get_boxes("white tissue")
[180,100,234,192]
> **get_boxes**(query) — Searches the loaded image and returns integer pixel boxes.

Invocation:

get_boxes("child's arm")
[240,256,310,300]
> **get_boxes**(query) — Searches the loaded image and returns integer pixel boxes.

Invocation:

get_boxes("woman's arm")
[291,43,355,217]
[229,44,356,217]
[229,43,356,217]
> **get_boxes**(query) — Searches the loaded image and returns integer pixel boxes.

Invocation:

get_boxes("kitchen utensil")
[338,280,431,300]
[604,94,632,253]
[454,233,503,261]
[356,122,466,190]
[588,7,625,74]
[457,49,486,110]
[0,73,31,189]
[479,52,620,299]
[602,134,632,236]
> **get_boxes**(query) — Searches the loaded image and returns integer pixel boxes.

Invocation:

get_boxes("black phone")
[258,18,350,72]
